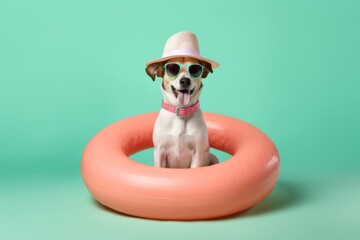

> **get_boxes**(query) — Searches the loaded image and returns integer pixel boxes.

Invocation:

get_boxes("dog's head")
[146,57,213,106]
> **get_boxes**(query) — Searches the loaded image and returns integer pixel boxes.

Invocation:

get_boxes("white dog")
[145,32,220,168]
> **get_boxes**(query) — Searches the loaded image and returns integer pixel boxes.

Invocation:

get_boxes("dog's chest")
[153,110,208,150]
[166,118,191,136]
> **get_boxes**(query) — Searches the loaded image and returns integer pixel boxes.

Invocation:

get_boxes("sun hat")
[146,31,220,68]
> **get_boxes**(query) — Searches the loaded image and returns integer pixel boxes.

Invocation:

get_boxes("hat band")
[163,49,201,58]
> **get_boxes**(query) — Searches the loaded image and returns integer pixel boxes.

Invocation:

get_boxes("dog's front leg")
[154,149,167,168]
[190,151,204,168]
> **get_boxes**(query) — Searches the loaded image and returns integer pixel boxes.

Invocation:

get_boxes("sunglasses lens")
[165,64,180,77]
[189,64,203,78]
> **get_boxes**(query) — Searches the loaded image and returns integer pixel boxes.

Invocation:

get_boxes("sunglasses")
[164,62,204,78]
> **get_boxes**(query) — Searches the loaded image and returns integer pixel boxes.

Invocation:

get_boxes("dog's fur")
[146,57,218,168]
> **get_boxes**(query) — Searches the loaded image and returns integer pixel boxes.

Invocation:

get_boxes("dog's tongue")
[178,92,191,106]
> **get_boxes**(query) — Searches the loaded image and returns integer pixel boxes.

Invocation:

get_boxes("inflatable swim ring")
[81,112,280,220]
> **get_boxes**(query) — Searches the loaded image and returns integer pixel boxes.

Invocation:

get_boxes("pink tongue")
[178,92,191,106]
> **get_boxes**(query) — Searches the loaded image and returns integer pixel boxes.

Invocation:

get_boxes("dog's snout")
[180,78,191,88]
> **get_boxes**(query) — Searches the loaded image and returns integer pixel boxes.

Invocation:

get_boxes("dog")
[145,32,220,168]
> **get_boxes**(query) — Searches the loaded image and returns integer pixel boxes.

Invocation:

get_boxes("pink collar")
[162,101,200,117]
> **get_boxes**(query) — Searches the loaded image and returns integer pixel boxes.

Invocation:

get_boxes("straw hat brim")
[146,54,220,68]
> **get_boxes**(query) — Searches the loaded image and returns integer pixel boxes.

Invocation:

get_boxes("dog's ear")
[145,63,164,81]
[200,61,213,79]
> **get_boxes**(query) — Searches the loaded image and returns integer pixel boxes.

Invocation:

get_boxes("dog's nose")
[180,78,191,88]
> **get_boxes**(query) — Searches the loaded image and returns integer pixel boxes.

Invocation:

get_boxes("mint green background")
[1,0,359,239]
